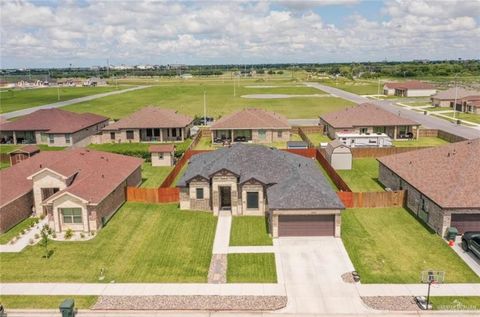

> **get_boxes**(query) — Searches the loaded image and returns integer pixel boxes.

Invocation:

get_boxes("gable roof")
[378,139,480,209]
[0,108,108,133]
[148,144,175,153]
[103,107,193,130]
[211,108,289,130]
[431,87,480,100]
[320,103,419,128]
[8,145,40,155]
[178,143,344,210]
[384,80,435,90]
[0,148,143,207]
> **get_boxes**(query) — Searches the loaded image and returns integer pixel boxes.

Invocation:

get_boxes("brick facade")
[0,191,34,233]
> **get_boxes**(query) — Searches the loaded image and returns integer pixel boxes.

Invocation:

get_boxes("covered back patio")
[140,127,185,142]
[212,129,252,144]
[1,130,37,145]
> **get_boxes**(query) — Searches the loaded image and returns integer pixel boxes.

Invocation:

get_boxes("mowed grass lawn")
[0,144,65,153]
[342,208,480,283]
[0,203,217,282]
[431,297,480,310]
[0,86,124,113]
[392,136,450,147]
[317,79,380,95]
[0,296,98,309]
[441,112,480,124]
[140,163,173,188]
[0,217,38,244]
[305,133,331,145]
[337,158,384,192]
[230,216,272,246]
[63,80,354,119]
[227,253,277,283]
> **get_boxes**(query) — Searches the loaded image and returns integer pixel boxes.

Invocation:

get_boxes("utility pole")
[233,75,236,97]
[377,79,380,96]
[57,86,60,101]
[453,74,458,120]
[203,90,207,126]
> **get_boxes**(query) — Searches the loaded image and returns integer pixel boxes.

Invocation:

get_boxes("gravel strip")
[92,295,287,311]
[361,296,420,311]
[208,254,227,283]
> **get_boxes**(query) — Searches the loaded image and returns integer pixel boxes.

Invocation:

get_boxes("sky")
[1,0,480,68]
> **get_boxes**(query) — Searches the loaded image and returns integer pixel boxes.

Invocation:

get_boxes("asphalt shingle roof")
[102,107,192,130]
[211,108,289,130]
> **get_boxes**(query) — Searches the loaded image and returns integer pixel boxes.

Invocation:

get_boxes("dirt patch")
[361,296,420,311]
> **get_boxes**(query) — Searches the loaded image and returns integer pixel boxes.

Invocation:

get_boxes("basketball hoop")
[420,270,445,310]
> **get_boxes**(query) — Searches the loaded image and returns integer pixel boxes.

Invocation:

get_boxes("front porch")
[0,131,37,145]
[140,128,185,142]
[212,129,253,144]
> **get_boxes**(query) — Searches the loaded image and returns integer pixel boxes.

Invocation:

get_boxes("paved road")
[2,85,151,119]
[304,82,480,140]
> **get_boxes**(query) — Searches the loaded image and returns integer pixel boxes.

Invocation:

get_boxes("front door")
[219,186,231,209]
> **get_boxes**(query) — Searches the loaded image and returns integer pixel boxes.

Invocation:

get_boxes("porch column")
[393,126,398,140]
[231,129,234,142]
[181,128,184,141]
[13,131,17,144]
[53,207,61,233]
[160,129,163,142]
[211,130,215,144]
[416,126,420,140]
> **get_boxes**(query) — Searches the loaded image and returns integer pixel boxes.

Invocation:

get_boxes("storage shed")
[9,145,40,166]
[149,144,175,167]
[326,140,352,170]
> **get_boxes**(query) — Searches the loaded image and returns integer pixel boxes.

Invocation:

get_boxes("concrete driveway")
[275,237,370,314]
[453,237,480,277]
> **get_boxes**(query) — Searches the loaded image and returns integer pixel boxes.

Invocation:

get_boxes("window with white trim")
[61,208,83,224]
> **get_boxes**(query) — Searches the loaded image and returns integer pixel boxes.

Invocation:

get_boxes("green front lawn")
[342,208,480,283]
[140,163,173,188]
[0,217,39,244]
[88,139,192,159]
[392,137,450,147]
[227,253,277,283]
[0,296,98,309]
[0,203,217,282]
[439,112,480,124]
[337,158,384,192]
[230,216,272,246]
[431,297,480,310]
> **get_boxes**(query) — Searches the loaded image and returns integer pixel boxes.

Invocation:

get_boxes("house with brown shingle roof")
[100,107,193,144]
[383,80,436,97]
[378,139,480,236]
[320,103,421,142]
[210,108,290,144]
[431,88,480,114]
[0,108,109,147]
[0,148,142,234]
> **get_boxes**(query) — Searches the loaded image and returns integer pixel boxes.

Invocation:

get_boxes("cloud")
[0,0,479,68]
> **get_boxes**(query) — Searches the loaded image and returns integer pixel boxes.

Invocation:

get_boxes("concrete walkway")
[228,246,276,253]
[452,237,480,277]
[212,210,232,254]
[0,218,47,253]
[2,85,151,119]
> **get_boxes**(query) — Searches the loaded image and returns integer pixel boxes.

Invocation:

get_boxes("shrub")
[39,214,45,220]
[64,229,73,240]
[52,233,57,239]
[21,229,26,235]
[34,218,40,224]
[34,233,40,239]
[90,231,96,236]
[80,233,85,239]
[29,238,34,245]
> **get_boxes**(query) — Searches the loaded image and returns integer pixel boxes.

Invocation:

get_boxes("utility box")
[59,299,75,317]
[446,227,458,241]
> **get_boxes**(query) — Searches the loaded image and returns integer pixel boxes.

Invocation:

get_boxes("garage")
[278,215,335,237]
[451,214,480,234]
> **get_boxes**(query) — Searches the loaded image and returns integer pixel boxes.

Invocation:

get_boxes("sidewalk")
[356,283,480,297]
[0,218,47,253]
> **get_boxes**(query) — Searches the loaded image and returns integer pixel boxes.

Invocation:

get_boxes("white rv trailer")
[335,132,393,148]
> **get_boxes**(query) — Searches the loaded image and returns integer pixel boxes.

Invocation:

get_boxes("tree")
[39,224,53,259]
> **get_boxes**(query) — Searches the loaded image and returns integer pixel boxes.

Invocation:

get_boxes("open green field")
[227,253,277,283]
[342,208,480,284]
[0,203,216,282]
[63,80,354,119]
[0,296,98,309]
[316,79,381,95]
[337,158,384,192]
[0,217,38,244]
[431,297,480,310]
[230,216,272,246]
[392,136,450,147]
[0,86,124,113]
[140,163,173,188]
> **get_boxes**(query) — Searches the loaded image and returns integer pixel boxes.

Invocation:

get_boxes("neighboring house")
[383,80,436,97]
[100,107,193,143]
[210,109,290,144]
[149,144,175,167]
[0,148,142,234]
[320,103,421,142]
[178,143,344,237]
[9,145,40,166]
[0,108,109,147]
[83,77,107,86]
[377,139,480,236]
[325,140,352,170]
[431,88,480,114]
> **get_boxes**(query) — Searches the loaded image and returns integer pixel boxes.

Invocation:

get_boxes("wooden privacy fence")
[350,146,433,158]
[314,150,352,192]
[160,149,211,188]
[297,127,315,148]
[126,187,180,203]
[337,191,405,208]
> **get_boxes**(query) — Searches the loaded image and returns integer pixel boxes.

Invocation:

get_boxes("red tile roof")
[0,108,108,133]
[320,103,419,128]
[0,148,142,207]
[148,144,175,153]
[103,107,193,130]
[378,139,480,209]
[384,80,435,90]
[211,108,289,130]
[8,145,40,155]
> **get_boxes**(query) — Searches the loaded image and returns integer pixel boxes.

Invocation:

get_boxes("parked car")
[193,117,214,126]
[462,231,480,258]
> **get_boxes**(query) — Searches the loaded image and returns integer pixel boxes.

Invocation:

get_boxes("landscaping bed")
[336,158,384,192]
[227,253,277,283]
[362,296,480,311]
[0,217,39,244]
[230,216,272,246]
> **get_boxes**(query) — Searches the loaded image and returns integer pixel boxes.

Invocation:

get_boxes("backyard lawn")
[227,253,277,283]
[342,208,480,283]
[0,296,98,309]
[140,163,173,188]
[230,216,272,246]
[88,139,192,159]
[0,144,66,153]
[305,133,331,145]
[392,136,450,147]
[0,217,39,244]
[337,158,384,192]
[0,86,124,113]
[0,203,217,282]
[431,297,480,310]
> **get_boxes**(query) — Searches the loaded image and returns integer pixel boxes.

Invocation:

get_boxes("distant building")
[431,88,480,114]
[325,140,352,170]
[83,77,107,87]
[383,80,436,97]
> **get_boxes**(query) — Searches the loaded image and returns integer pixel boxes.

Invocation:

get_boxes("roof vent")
[39,164,42,168]
[101,174,104,178]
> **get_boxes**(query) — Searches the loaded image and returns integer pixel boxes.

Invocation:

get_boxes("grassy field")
[0,296,98,309]
[0,86,124,113]
[392,136,450,147]
[431,297,480,310]
[0,217,38,244]
[438,112,480,124]
[342,208,480,284]
[316,79,381,95]
[0,203,217,282]
[230,216,272,246]
[227,253,277,283]
[62,80,354,119]
[140,163,173,188]
[337,158,384,192]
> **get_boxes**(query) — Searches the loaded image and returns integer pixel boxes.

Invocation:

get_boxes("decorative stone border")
[361,296,420,311]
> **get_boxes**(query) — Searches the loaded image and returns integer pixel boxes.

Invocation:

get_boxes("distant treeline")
[1,60,478,80]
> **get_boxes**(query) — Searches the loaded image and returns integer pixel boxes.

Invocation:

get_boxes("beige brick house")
[210,109,290,144]
[378,139,480,236]
[100,107,193,143]
[431,88,480,114]
[0,149,142,234]
[383,80,436,97]
[178,144,344,237]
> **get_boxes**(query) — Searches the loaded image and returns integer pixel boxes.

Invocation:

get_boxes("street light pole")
[57,86,60,101]
[453,74,458,120]
[203,90,207,126]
